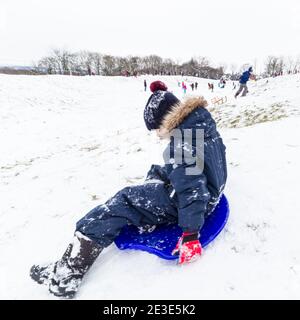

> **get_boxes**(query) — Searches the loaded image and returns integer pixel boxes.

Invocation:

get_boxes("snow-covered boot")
[48,231,102,299]
[30,262,55,285]
[30,241,74,285]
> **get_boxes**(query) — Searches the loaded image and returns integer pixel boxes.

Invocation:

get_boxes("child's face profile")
[156,128,169,140]
[156,128,163,139]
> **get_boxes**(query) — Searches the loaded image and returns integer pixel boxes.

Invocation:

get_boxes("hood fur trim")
[157,96,208,138]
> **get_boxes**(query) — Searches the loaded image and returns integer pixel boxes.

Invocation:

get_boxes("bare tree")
[196,56,210,68]
[75,51,94,75]
[163,58,176,75]
[51,49,74,74]
[265,56,285,76]
[89,52,103,75]
[295,55,300,73]
[38,56,56,74]
[285,55,300,74]
[218,62,228,75]
[102,55,117,76]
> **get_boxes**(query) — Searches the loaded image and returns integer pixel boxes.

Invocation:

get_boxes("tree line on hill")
[34,50,300,79]
[1,50,299,78]
[34,49,225,79]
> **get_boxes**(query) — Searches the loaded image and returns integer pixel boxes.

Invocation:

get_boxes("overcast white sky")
[1,0,300,71]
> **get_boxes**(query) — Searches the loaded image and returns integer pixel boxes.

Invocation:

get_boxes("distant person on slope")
[218,78,226,89]
[29,80,227,299]
[235,66,255,98]
[144,79,147,91]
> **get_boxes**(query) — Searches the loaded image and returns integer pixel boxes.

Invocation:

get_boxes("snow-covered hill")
[0,74,300,299]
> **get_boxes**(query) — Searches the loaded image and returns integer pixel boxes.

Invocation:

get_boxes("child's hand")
[172,232,202,265]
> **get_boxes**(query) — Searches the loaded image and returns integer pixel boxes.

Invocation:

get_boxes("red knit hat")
[150,81,168,93]
[144,81,180,130]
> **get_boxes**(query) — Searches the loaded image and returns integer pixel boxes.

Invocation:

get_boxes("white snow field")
[0,74,300,299]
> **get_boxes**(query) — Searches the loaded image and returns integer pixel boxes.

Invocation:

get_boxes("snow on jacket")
[145,96,227,232]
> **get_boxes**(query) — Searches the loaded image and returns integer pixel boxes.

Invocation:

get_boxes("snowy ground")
[0,74,300,299]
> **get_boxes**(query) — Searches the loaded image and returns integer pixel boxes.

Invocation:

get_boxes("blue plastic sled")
[114,195,230,260]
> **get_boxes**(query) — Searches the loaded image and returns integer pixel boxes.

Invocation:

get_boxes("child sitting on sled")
[30,80,227,298]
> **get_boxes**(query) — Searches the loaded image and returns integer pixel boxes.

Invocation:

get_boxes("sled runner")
[211,96,227,105]
[115,194,229,260]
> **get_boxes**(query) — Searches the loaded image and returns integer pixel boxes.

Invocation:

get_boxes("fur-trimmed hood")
[158,96,208,138]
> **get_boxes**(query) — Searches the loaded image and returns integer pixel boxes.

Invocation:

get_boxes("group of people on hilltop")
[145,66,255,98]
[206,67,255,98]
[145,79,198,94]
[179,81,198,94]
[287,69,300,75]
[190,82,198,91]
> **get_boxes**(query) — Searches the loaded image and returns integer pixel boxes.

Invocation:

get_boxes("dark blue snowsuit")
[235,67,253,97]
[76,105,227,248]
[239,70,251,84]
